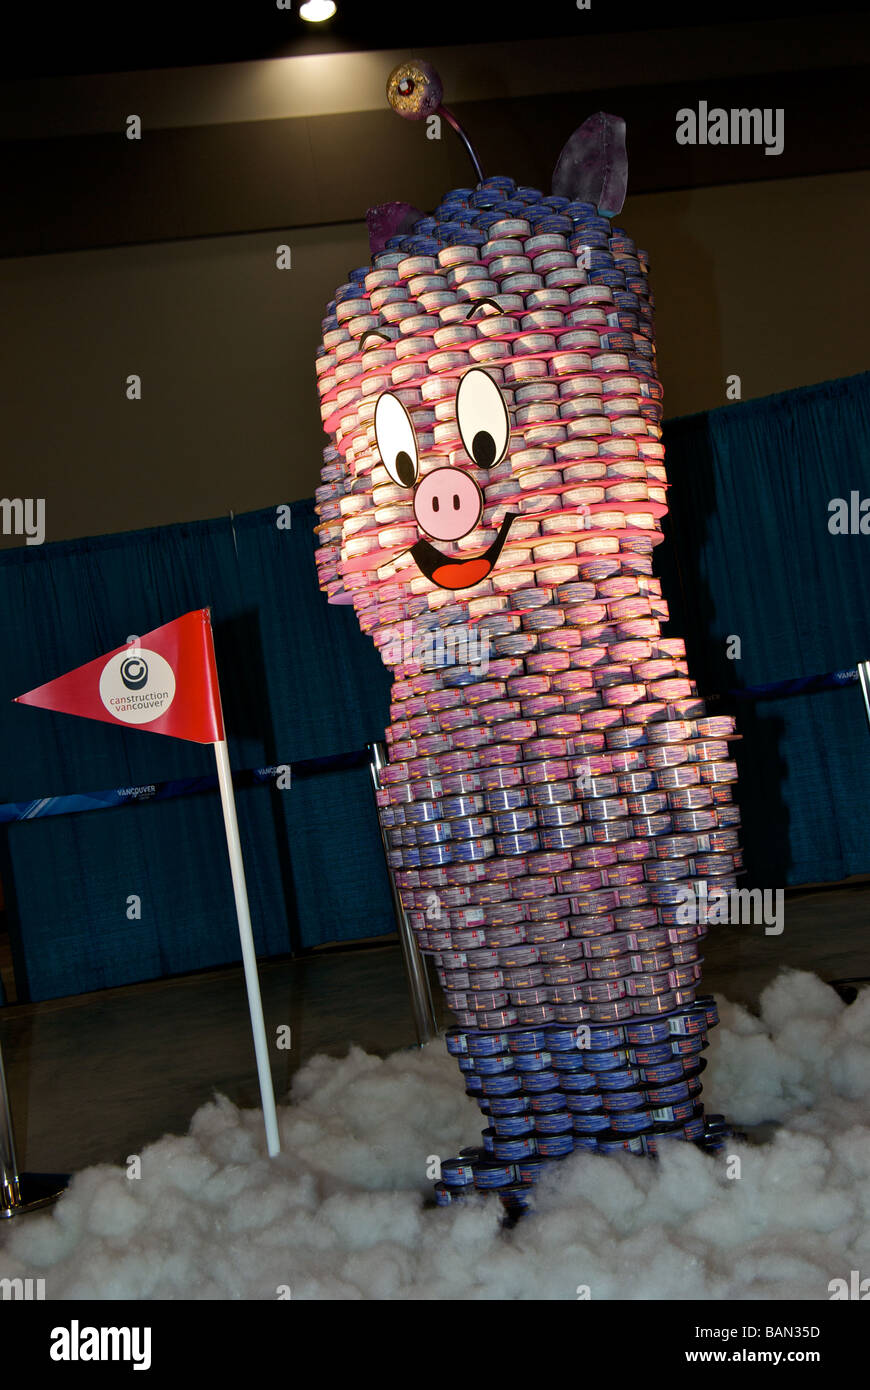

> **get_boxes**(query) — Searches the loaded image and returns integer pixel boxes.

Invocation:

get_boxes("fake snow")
[2,969,869,1300]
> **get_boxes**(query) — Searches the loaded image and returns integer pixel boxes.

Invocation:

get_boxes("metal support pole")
[833,659,870,997]
[368,741,439,1046]
[437,105,485,184]
[0,1034,66,1218]
[859,661,870,735]
[0,1038,21,1214]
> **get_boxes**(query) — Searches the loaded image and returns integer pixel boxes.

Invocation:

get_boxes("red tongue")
[431,557,492,589]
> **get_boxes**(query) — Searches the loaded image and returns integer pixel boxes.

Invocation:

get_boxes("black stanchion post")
[0,1036,21,1214]
[367,741,439,1046]
[826,659,870,1001]
[0,1035,67,1218]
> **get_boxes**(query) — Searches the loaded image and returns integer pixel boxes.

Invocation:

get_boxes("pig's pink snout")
[413,467,483,543]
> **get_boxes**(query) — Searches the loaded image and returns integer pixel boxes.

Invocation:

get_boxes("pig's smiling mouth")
[409,512,517,590]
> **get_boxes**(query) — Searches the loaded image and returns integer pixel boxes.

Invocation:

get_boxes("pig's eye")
[456,367,510,470]
[374,392,419,488]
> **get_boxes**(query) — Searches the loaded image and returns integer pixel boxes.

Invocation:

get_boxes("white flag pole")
[213,737,281,1157]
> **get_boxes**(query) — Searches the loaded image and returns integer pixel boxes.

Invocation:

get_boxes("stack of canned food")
[435,1004,731,1209]
[312,175,739,1206]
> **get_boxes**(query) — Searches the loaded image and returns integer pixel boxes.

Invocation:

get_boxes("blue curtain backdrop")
[657,371,870,888]
[0,501,393,1002]
[1,373,869,1002]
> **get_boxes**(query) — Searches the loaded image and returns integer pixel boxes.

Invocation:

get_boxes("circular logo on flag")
[120,655,149,690]
[99,649,176,724]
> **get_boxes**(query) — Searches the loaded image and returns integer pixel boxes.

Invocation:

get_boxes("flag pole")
[213,737,281,1157]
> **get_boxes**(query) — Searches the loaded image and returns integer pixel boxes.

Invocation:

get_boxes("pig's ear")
[366,201,424,256]
[551,113,627,217]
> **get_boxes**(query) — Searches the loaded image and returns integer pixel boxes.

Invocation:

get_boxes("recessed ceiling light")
[299,0,337,20]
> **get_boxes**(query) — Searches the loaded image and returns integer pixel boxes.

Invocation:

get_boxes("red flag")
[14,609,225,744]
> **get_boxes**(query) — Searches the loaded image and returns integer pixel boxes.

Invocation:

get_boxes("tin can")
[473,1160,519,1189]
[440,1157,477,1186]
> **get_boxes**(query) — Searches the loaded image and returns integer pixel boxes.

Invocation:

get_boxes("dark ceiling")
[4,0,866,79]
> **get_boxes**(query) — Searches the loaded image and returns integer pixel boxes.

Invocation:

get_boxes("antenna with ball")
[370,60,628,255]
[386,60,484,184]
[385,58,629,218]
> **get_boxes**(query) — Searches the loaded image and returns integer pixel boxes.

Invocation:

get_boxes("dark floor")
[0,879,868,1175]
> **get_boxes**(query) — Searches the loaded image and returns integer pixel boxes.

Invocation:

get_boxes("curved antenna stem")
[437,104,484,184]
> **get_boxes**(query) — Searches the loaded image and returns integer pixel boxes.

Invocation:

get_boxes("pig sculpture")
[312,67,738,1209]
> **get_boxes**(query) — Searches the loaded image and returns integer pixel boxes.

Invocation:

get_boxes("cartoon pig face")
[374,364,516,590]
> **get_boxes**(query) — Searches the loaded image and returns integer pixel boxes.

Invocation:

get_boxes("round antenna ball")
[386,61,443,120]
